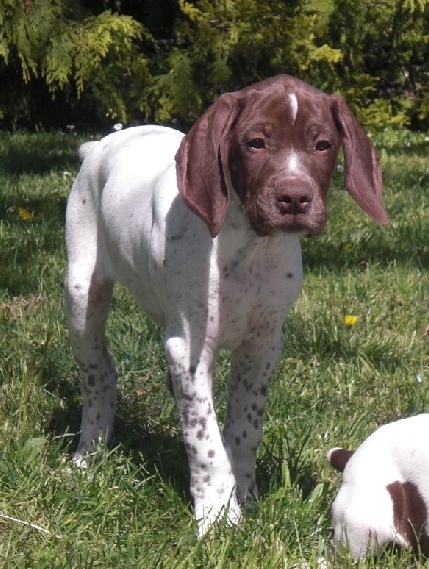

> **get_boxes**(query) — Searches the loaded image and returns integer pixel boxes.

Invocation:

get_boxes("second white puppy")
[328,414,429,559]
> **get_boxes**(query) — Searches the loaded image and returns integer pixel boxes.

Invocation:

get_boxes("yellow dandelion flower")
[344,315,358,326]
[18,207,33,221]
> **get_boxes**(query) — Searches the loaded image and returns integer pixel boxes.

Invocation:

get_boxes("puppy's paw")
[195,496,242,538]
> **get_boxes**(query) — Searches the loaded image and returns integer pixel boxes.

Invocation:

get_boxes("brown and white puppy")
[65,74,389,537]
[328,414,429,559]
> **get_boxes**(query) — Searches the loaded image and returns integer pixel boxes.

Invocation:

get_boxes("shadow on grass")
[257,437,320,502]
[301,223,429,271]
[48,370,305,509]
[0,132,86,176]
[304,242,429,272]
[114,412,191,500]
[48,379,192,501]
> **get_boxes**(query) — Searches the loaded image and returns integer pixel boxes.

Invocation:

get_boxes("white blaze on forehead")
[287,152,300,173]
[287,93,298,123]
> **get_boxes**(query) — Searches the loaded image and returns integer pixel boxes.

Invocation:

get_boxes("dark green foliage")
[0,0,429,129]
[0,0,149,128]
[325,0,429,128]
[143,0,341,124]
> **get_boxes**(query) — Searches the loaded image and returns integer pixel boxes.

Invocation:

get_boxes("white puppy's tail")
[78,141,99,163]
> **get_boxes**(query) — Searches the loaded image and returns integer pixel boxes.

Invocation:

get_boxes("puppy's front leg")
[165,336,241,537]
[223,334,284,509]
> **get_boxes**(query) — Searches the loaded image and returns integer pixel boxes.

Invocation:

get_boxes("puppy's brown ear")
[327,447,354,472]
[175,94,240,238]
[331,95,390,225]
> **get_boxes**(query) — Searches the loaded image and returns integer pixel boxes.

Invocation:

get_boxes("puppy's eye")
[316,140,332,151]
[246,138,265,149]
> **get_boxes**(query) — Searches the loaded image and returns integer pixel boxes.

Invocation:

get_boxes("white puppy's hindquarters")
[327,415,429,559]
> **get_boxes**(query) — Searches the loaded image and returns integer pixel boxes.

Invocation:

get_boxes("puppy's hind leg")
[64,270,117,465]
[64,173,117,464]
[64,266,117,465]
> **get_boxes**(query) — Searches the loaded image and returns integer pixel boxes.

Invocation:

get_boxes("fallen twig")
[0,513,61,538]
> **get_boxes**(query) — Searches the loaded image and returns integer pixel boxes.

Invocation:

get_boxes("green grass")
[0,128,428,568]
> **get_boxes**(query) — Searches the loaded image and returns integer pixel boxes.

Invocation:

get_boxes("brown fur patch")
[387,481,429,557]
[328,448,354,472]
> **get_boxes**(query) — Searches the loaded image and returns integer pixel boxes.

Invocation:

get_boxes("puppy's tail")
[78,141,99,163]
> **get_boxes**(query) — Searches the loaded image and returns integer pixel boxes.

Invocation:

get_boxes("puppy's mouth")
[251,202,327,238]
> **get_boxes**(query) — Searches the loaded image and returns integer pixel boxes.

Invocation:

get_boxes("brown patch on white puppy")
[328,414,429,559]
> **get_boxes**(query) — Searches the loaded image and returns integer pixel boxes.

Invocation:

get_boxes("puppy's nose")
[276,182,313,215]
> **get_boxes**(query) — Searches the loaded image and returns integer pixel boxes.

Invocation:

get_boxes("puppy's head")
[175,74,389,238]
[328,446,429,559]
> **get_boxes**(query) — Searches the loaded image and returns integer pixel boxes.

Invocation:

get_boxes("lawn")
[0,128,428,568]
